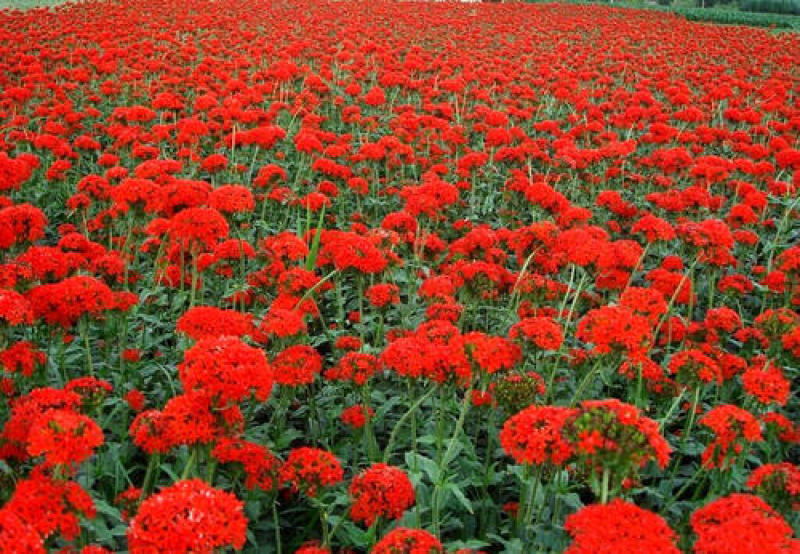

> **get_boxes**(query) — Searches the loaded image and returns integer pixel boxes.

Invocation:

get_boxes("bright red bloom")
[0,204,47,250]
[212,438,281,492]
[741,360,790,406]
[0,288,33,326]
[272,345,322,386]
[509,316,564,351]
[463,332,521,374]
[691,494,798,554]
[176,306,257,340]
[209,185,255,214]
[178,335,273,404]
[747,463,800,511]
[500,405,576,466]
[576,305,652,355]
[0,509,44,553]
[349,463,415,526]
[365,283,401,308]
[166,207,229,252]
[340,404,374,429]
[295,544,331,554]
[0,387,82,460]
[127,479,247,553]
[371,528,443,554]
[325,352,381,386]
[279,447,344,498]
[4,469,95,541]
[124,389,146,412]
[0,341,46,376]
[26,409,103,469]
[27,276,115,328]
[565,399,671,473]
[668,349,723,386]
[129,410,171,455]
[260,307,307,338]
[564,499,680,554]
[699,404,762,469]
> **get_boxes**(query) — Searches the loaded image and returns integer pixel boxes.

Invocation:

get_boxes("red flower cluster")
[178,335,273,405]
[212,438,281,492]
[371,528,443,554]
[127,479,247,553]
[691,494,799,554]
[699,404,762,469]
[746,463,800,512]
[279,447,344,498]
[564,499,680,554]
[349,463,415,526]
[272,345,323,386]
[500,405,575,466]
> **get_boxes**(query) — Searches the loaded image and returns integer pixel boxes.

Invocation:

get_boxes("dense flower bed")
[0,1,799,552]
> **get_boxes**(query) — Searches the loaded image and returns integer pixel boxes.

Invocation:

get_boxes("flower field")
[0,0,799,552]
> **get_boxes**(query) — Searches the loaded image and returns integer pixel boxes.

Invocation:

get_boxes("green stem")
[140,453,160,500]
[272,500,282,554]
[667,386,702,484]
[569,357,604,407]
[320,507,330,547]
[518,465,542,541]
[181,447,198,480]
[431,385,472,537]
[80,317,94,377]
[361,385,379,462]
[600,467,610,504]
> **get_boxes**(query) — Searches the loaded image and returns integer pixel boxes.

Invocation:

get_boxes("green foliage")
[739,0,800,14]
[674,5,800,26]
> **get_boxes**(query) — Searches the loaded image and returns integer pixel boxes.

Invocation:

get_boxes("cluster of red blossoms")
[500,399,670,497]
[0,0,799,551]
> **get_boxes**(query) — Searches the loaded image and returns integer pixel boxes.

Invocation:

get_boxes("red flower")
[565,399,671,474]
[176,306,257,341]
[212,438,281,492]
[272,345,322,386]
[129,410,171,455]
[279,447,344,498]
[691,494,797,554]
[576,305,652,355]
[699,404,763,469]
[668,349,722,387]
[0,289,33,326]
[124,389,146,412]
[26,409,103,470]
[463,332,521,374]
[0,508,44,553]
[4,468,95,541]
[341,404,374,429]
[564,499,680,554]
[349,463,415,526]
[260,307,307,338]
[500,405,576,466]
[0,341,46,377]
[742,360,790,406]
[325,352,380,386]
[371,528,443,554]
[509,316,564,351]
[178,335,273,405]
[27,276,115,328]
[295,544,331,554]
[209,185,255,214]
[127,479,247,553]
[166,207,229,252]
[0,204,47,250]
[0,387,82,461]
[365,283,401,308]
